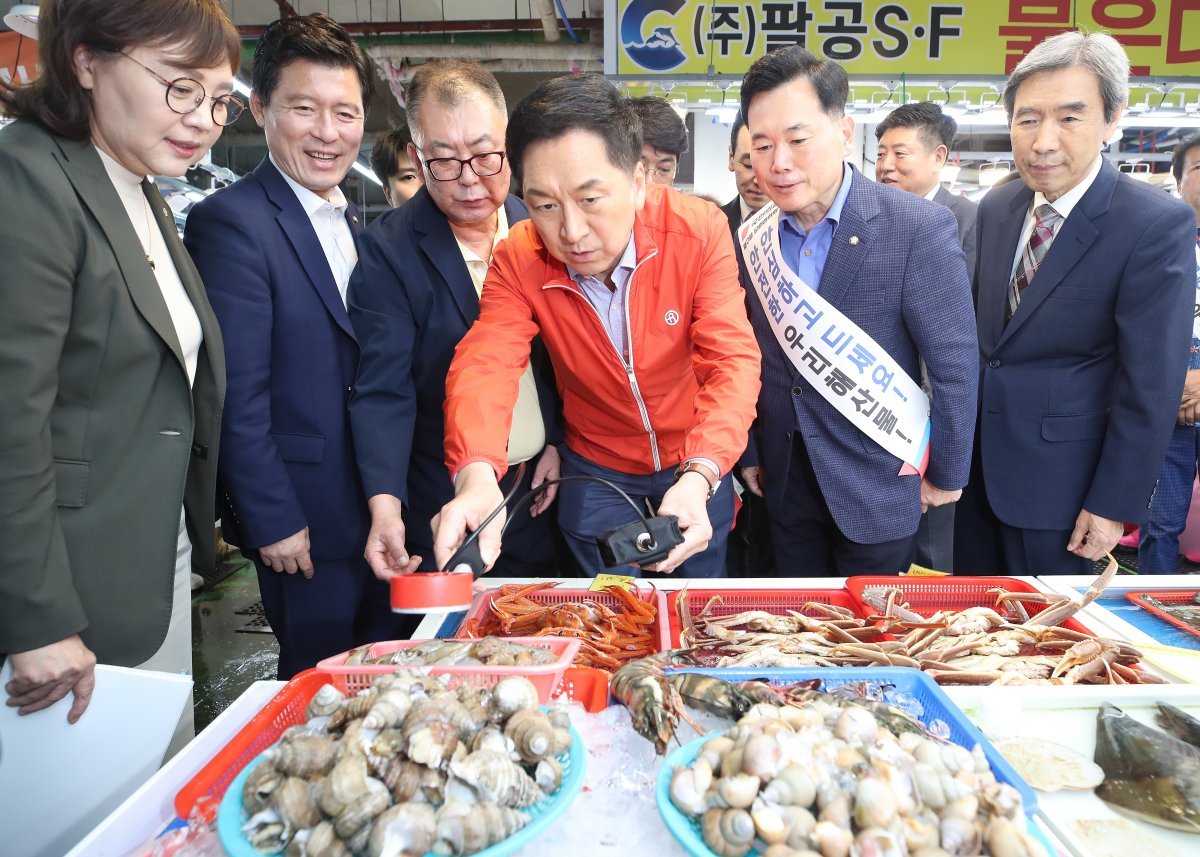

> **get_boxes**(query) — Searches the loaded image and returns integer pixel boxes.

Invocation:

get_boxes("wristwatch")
[674,460,720,501]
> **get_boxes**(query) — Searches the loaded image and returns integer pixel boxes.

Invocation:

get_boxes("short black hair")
[740,46,847,122]
[1172,132,1200,185]
[627,95,689,156]
[253,12,375,110]
[507,74,642,188]
[729,113,746,153]
[874,101,957,152]
[370,126,414,184]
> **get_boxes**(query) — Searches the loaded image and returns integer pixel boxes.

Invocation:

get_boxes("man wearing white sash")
[1138,133,1200,573]
[736,47,978,577]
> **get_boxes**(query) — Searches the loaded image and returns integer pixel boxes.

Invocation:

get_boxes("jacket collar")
[52,135,192,372]
[536,206,661,291]
[813,163,879,306]
[993,161,1115,349]
[409,187,529,326]
[252,158,357,341]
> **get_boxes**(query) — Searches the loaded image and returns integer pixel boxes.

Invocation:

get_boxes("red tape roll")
[390,571,474,613]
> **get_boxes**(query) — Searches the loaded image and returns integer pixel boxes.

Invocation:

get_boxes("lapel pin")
[848,236,859,246]
[161,207,169,217]
[352,214,359,223]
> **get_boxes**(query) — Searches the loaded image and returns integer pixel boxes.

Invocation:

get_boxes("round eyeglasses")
[417,149,506,182]
[118,51,246,127]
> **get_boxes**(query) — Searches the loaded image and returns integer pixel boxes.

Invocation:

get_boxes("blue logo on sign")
[621,0,688,72]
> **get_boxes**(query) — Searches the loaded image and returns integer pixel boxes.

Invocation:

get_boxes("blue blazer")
[975,161,1195,529]
[746,168,978,543]
[347,187,557,556]
[184,158,368,560]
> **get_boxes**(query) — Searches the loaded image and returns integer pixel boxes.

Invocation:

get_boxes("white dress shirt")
[1009,156,1103,283]
[271,155,358,306]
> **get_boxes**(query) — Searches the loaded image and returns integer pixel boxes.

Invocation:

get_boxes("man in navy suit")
[185,14,405,677]
[957,31,1195,575]
[720,116,775,577]
[738,47,978,577]
[875,101,979,571]
[347,60,560,581]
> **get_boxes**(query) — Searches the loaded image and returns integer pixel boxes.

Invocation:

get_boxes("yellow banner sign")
[608,0,1200,77]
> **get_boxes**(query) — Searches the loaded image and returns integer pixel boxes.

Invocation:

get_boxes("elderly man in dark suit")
[186,14,407,677]
[956,30,1195,575]
[738,47,978,577]
[347,60,560,582]
[874,101,979,571]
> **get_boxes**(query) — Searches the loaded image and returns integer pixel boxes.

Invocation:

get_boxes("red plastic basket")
[175,670,330,821]
[846,575,1097,636]
[666,587,864,646]
[1127,590,1200,639]
[315,637,580,699]
[550,666,611,713]
[453,585,671,665]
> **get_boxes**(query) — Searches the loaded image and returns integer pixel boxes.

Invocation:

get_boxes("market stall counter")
[74,576,1100,857]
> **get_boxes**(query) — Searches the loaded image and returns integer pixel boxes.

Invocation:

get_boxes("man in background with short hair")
[720,114,774,576]
[874,101,978,571]
[628,95,688,186]
[370,125,423,207]
[875,101,978,290]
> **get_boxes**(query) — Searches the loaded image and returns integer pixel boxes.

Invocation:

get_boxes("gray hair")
[405,59,507,147]
[1003,30,1129,123]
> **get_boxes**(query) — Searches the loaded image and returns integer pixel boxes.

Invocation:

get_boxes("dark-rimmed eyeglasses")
[118,51,245,127]
[417,148,506,182]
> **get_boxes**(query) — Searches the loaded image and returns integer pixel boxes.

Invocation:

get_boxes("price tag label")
[902,564,949,577]
[590,573,637,592]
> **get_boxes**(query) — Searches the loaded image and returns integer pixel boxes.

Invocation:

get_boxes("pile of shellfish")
[239,673,573,857]
[668,697,1047,857]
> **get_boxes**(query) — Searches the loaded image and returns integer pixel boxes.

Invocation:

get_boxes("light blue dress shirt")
[778,162,854,291]
[569,234,639,364]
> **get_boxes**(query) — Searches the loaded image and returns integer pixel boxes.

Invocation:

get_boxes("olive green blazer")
[0,120,224,665]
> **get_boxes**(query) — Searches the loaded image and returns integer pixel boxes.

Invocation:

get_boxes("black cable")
[442,468,657,571]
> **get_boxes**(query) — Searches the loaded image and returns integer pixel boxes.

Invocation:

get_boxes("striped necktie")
[1007,203,1063,322]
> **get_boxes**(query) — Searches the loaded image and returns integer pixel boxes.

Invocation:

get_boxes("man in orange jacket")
[432,74,761,577]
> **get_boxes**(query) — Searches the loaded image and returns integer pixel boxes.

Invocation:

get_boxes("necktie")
[1007,203,1063,322]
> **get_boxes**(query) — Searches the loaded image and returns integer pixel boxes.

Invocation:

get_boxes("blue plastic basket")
[656,667,1041,857]
[218,723,586,857]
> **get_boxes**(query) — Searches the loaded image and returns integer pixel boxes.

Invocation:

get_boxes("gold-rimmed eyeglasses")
[416,148,506,182]
[118,51,245,127]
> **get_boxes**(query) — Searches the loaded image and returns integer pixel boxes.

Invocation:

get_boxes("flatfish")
[1093,702,1200,833]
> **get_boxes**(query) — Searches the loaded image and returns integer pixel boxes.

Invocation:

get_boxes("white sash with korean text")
[739,202,931,474]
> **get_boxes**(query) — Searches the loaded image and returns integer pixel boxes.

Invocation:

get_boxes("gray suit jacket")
[934,185,979,288]
[0,120,224,665]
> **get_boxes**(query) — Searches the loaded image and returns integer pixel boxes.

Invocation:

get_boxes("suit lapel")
[53,140,185,371]
[413,190,481,327]
[817,169,876,306]
[255,160,356,341]
[997,165,1113,347]
[980,184,1032,354]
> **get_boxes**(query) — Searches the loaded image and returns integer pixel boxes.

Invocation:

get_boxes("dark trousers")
[954,443,1091,576]
[726,486,777,577]
[915,503,956,570]
[556,447,733,578]
[255,553,419,680]
[770,433,915,577]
